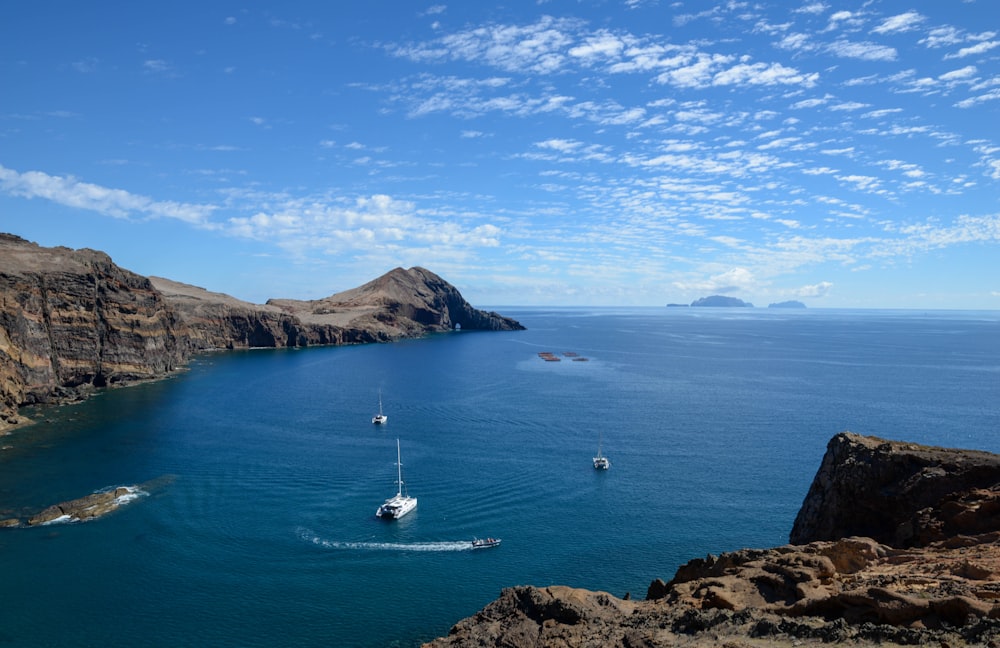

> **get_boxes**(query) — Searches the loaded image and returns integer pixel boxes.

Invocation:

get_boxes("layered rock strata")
[424,433,1000,648]
[0,234,523,428]
[0,234,187,427]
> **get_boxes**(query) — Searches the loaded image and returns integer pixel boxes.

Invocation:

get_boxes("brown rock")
[26,486,142,525]
[790,432,1000,547]
[0,234,187,427]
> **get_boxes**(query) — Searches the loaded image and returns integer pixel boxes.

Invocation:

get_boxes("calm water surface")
[1,308,997,647]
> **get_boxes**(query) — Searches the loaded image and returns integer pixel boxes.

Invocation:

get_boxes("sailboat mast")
[396,438,403,496]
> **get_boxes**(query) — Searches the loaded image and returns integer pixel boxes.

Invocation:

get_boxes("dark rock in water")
[768,300,806,308]
[423,433,1000,648]
[690,295,754,307]
[0,234,523,428]
[21,486,143,526]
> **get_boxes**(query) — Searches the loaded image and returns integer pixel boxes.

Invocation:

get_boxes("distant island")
[769,300,806,309]
[689,295,754,307]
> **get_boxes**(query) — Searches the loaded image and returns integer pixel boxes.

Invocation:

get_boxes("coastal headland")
[424,433,1000,647]
[0,233,523,430]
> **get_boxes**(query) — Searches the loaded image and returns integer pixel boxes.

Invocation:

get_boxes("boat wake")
[297,528,473,552]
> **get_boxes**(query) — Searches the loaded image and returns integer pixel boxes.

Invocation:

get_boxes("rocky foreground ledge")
[424,433,1000,648]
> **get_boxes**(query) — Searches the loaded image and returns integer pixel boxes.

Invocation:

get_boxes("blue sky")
[1,1,998,308]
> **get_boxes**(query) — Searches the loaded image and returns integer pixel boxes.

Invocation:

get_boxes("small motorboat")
[471,537,502,549]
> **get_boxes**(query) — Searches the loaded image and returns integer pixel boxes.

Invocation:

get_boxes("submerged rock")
[0,485,147,528]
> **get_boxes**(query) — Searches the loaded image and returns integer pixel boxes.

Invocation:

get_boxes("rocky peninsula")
[0,233,522,430]
[424,433,1000,647]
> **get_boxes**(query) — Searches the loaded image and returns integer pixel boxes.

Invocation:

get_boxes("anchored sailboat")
[593,431,610,470]
[372,389,387,425]
[376,439,417,519]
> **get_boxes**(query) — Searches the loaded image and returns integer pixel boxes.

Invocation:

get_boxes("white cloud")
[921,26,964,48]
[939,66,977,81]
[568,32,625,59]
[535,139,582,152]
[674,267,756,294]
[794,3,827,16]
[955,88,1000,108]
[143,59,172,74]
[0,164,216,225]
[872,12,924,35]
[394,15,578,74]
[827,40,897,61]
[945,40,1000,60]
[712,62,819,88]
[795,281,833,297]
[829,101,868,111]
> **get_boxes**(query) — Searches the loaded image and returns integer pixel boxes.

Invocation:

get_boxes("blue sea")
[1,308,998,647]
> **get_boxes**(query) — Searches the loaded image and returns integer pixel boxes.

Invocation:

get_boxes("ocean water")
[1,307,997,647]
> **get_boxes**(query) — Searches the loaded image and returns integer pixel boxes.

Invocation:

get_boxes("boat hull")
[376,495,417,519]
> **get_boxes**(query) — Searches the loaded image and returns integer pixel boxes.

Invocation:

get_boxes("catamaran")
[372,389,387,425]
[593,431,610,470]
[376,439,417,519]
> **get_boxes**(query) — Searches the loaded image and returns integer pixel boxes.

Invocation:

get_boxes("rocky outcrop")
[149,267,525,352]
[0,235,523,428]
[790,432,1000,546]
[266,266,523,337]
[424,433,1000,648]
[0,478,173,527]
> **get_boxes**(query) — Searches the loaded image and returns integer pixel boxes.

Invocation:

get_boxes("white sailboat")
[593,432,610,470]
[376,438,417,519]
[372,389,387,425]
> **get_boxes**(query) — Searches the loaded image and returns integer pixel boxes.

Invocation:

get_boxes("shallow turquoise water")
[1,308,997,646]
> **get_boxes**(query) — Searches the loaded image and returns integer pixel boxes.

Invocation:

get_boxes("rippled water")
[1,308,997,646]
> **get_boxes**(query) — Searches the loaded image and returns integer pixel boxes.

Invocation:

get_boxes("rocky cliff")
[424,433,1000,648]
[0,234,188,427]
[0,234,523,428]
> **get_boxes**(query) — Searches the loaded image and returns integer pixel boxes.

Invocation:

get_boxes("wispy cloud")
[0,165,215,224]
[872,11,925,35]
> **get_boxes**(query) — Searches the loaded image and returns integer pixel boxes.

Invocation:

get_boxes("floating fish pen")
[538,352,561,362]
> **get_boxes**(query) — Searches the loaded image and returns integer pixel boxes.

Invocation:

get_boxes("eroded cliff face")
[790,432,1000,547]
[0,234,187,427]
[423,433,1000,648]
